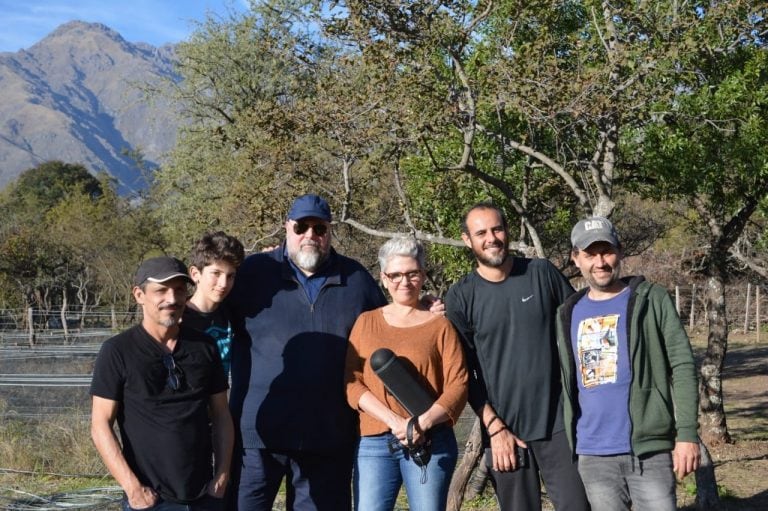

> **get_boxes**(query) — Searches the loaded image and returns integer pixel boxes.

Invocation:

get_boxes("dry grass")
[0,402,111,502]
[0,337,765,510]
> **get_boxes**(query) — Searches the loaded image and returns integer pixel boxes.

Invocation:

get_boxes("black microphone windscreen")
[370,347,434,416]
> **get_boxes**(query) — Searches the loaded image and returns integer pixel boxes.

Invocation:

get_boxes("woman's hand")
[388,415,427,446]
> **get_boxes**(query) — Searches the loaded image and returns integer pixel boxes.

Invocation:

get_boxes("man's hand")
[421,294,446,316]
[126,485,158,509]
[207,472,229,498]
[490,429,528,472]
[672,441,701,479]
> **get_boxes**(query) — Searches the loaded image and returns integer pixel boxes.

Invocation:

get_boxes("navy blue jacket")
[227,244,386,453]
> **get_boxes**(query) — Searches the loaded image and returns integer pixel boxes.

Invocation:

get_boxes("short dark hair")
[188,231,245,270]
[460,202,509,234]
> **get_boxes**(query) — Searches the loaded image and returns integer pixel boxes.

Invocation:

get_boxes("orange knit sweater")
[345,308,468,436]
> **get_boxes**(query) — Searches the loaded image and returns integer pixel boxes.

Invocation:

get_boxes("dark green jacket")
[556,276,699,456]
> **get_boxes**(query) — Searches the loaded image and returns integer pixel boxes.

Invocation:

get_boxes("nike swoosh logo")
[522,295,534,302]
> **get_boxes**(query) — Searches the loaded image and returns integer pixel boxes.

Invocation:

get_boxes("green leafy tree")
[637,43,768,446]
[0,163,163,323]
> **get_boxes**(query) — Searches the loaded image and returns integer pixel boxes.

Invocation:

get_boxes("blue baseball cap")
[287,194,332,222]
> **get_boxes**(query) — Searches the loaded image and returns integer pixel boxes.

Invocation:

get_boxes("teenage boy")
[183,231,245,375]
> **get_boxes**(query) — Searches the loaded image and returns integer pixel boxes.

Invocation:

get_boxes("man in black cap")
[90,256,234,511]
[556,217,699,511]
[227,194,387,511]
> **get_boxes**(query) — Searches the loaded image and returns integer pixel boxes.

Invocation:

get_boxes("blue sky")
[0,0,251,52]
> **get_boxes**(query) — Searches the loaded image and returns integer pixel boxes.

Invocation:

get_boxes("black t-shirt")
[90,324,228,503]
[182,305,232,375]
[445,258,574,442]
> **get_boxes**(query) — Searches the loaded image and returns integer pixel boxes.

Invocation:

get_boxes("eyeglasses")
[162,353,183,391]
[383,270,423,283]
[292,221,329,237]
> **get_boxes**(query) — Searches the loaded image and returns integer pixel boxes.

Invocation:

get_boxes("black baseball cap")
[133,256,194,287]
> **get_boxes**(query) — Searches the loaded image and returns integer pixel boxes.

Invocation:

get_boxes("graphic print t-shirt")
[182,306,233,376]
[570,288,632,454]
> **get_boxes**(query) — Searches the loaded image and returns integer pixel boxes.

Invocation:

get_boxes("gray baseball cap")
[570,217,620,249]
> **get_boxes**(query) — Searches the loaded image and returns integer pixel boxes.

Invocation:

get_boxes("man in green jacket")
[556,216,700,511]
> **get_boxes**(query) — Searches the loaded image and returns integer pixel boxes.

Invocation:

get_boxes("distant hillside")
[0,21,181,193]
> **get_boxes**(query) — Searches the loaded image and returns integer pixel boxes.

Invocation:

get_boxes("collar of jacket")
[276,241,343,287]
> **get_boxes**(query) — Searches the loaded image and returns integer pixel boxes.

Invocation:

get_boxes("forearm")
[209,392,234,493]
[481,403,500,430]
[417,403,450,431]
[358,391,404,429]
[661,296,700,440]
[212,412,234,479]
[91,421,144,496]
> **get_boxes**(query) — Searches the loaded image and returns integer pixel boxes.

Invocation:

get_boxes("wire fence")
[0,284,762,510]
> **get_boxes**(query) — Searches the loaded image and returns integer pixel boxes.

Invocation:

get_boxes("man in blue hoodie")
[227,194,386,511]
[556,217,700,511]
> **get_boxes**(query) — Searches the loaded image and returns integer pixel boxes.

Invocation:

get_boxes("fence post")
[744,283,752,333]
[27,307,34,346]
[675,285,681,315]
[61,290,69,344]
[689,284,696,330]
[757,286,761,344]
[111,306,117,331]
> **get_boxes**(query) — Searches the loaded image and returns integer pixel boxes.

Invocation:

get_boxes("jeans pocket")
[122,499,158,511]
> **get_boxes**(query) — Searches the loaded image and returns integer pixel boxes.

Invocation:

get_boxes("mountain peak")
[43,20,128,45]
[0,21,179,193]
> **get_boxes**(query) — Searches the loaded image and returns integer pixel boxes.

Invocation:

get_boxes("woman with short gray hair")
[345,236,468,511]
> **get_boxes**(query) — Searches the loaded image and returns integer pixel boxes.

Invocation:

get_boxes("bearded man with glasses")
[226,194,388,511]
[90,257,234,511]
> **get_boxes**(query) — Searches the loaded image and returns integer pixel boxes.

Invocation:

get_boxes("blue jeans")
[577,451,676,511]
[121,495,223,511]
[353,426,458,511]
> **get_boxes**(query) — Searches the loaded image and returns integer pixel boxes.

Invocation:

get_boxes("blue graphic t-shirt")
[570,287,632,455]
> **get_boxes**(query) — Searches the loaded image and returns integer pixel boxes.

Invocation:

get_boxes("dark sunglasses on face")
[162,353,183,391]
[293,221,328,236]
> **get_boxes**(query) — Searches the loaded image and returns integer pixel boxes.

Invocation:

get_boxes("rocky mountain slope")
[0,21,180,193]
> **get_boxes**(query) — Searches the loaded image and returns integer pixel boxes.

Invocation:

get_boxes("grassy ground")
[1,336,765,510]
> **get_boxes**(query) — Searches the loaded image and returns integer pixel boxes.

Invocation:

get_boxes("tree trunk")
[698,272,732,445]
[447,417,484,511]
[695,440,720,510]
[466,459,489,500]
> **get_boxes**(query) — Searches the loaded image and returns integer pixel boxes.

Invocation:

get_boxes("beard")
[158,317,179,327]
[473,241,508,267]
[289,241,329,273]
[156,303,181,327]
[584,260,622,291]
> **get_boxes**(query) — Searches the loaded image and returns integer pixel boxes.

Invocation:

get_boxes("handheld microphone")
[370,347,435,472]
